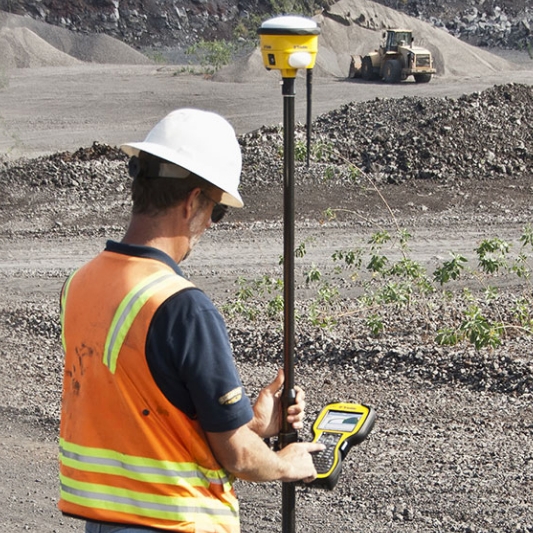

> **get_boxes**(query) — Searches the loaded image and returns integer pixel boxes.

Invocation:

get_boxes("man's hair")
[130,153,212,216]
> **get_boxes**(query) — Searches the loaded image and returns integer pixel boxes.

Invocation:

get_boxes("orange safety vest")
[59,249,240,532]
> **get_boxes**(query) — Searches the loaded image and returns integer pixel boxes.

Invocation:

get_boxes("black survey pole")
[279,75,298,533]
[306,68,313,168]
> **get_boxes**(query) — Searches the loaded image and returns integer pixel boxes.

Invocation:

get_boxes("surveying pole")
[258,16,320,533]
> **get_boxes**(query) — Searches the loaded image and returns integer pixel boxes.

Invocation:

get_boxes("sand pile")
[318,0,515,77]
[0,10,152,69]
[0,26,79,69]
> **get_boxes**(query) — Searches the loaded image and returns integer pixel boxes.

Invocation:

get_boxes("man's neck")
[122,212,189,264]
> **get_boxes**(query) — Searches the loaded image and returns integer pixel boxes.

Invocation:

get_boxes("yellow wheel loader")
[349,29,436,83]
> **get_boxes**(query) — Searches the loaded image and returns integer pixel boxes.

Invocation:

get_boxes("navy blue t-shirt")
[105,241,253,433]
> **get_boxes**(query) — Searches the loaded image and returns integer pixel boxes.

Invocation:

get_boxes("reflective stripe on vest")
[103,271,177,373]
[59,438,233,489]
[59,475,239,525]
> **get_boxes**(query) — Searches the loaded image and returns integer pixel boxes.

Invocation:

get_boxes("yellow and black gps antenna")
[258,16,320,533]
[258,16,319,168]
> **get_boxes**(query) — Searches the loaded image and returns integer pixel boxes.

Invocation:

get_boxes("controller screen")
[317,410,362,432]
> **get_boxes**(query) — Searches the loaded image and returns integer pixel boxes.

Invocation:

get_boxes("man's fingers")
[306,442,326,454]
[294,385,305,401]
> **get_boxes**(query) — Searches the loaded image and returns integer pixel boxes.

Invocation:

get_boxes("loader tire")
[414,73,432,83]
[361,56,376,81]
[383,59,402,83]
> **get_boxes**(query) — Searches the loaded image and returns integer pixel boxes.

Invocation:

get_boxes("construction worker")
[58,108,323,533]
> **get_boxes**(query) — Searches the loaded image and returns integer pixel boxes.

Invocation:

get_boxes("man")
[58,108,323,533]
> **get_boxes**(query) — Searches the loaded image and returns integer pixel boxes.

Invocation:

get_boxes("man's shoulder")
[163,286,216,313]
[154,287,224,335]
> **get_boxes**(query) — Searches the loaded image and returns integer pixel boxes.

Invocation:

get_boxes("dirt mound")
[0,10,152,68]
[316,0,516,78]
[215,0,517,82]
[0,0,520,80]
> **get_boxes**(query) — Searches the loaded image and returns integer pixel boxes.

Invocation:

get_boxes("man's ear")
[183,187,203,220]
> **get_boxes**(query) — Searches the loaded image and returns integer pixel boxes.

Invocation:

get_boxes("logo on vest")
[218,387,243,405]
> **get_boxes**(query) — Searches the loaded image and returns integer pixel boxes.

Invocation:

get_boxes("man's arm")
[207,424,324,483]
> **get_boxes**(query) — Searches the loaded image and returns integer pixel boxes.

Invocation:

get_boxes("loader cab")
[384,30,413,52]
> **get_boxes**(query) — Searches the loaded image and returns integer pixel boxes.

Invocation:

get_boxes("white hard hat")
[121,108,243,207]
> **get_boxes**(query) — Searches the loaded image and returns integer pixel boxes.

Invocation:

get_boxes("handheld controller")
[309,402,375,490]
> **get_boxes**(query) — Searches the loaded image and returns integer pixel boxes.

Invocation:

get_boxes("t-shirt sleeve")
[146,287,253,433]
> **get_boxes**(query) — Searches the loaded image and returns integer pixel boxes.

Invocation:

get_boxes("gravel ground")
[1,83,533,533]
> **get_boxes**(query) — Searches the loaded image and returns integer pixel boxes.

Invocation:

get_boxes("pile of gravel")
[2,83,532,194]
[0,143,130,237]
[2,82,533,421]
[239,83,533,186]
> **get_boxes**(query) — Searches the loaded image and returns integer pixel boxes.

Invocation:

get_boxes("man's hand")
[277,441,325,483]
[249,369,306,439]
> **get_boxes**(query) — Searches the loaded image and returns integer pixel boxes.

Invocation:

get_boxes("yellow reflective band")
[103,271,176,373]
[60,271,78,353]
[59,474,239,525]
[59,438,233,489]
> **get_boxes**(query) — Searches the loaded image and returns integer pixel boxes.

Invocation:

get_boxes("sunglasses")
[201,192,228,223]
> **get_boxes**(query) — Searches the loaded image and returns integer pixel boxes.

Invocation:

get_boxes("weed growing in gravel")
[433,229,533,348]
[294,139,334,164]
[333,221,533,348]
[145,51,167,64]
[223,275,285,321]
[223,225,533,349]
